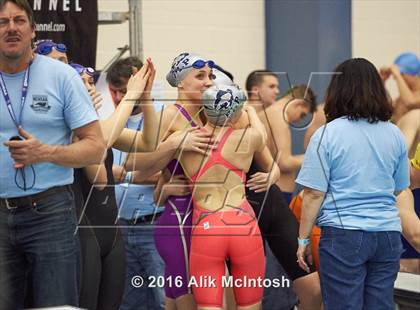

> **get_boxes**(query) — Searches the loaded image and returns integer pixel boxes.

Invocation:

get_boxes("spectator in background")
[245,71,321,310]
[34,39,68,63]
[380,52,420,123]
[297,58,409,310]
[70,60,154,310]
[107,56,166,310]
[245,72,317,205]
[396,97,420,273]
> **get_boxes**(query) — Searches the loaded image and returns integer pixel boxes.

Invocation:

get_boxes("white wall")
[352,0,420,97]
[97,0,265,93]
[96,0,129,69]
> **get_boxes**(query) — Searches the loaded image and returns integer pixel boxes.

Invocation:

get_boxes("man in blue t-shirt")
[107,57,165,309]
[0,1,104,308]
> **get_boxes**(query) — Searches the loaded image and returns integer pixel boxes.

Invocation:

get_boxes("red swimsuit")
[188,128,265,308]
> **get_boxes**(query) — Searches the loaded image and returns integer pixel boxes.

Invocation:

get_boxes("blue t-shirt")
[0,55,98,198]
[113,108,165,220]
[296,117,409,232]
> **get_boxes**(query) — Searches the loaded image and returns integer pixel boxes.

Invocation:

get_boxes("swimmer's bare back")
[178,125,264,212]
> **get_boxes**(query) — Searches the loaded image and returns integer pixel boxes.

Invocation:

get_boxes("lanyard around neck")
[0,63,31,129]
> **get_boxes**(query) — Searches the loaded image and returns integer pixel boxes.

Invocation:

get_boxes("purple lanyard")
[0,63,31,129]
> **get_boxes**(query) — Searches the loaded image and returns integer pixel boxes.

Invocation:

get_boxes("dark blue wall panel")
[265,0,351,100]
[265,0,351,157]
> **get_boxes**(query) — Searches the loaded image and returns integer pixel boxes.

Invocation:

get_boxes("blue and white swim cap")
[394,52,420,76]
[166,52,215,87]
[202,84,247,126]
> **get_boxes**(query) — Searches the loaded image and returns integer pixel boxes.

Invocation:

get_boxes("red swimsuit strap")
[191,127,246,183]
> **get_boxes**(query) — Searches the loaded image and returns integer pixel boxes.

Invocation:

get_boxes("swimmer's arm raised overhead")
[103,59,159,150]
[390,65,420,109]
[80,61,155,189]
[113,59,161,152]
[265,106,303,173]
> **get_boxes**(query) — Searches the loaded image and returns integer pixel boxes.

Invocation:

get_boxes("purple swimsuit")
[154,104,197,299]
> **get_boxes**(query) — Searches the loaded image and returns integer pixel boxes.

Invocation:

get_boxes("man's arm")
[5,122,105,168]
[390,65,420,110]
[243,105,267,145]
[264,107,303,173]
[304,104,326,149]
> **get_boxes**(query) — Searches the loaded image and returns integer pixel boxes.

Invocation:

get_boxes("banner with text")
[29,0,98,67]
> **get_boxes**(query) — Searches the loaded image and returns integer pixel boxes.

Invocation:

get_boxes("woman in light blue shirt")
[296,58,410,310]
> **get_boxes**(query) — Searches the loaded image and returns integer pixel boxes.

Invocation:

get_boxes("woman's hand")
[296,242,313,273]
[246,171,275,193]
[125,59,151,100]
[140,57,156,102]
[169,128,218,155]
[162,175,191,197]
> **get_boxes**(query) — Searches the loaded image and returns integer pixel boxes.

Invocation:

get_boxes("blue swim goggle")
[34,40,67,55]
[182,60,215,71]
[69,63,95,77]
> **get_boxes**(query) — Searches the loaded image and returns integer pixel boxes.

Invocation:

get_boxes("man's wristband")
[124,171,133,184]
[298,238,311,246]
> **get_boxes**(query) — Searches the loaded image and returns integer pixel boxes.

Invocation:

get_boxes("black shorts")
[246,182,316,281]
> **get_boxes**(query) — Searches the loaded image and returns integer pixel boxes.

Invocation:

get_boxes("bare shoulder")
[242,127,263,145]
[160,103,179,119]
[262,101,289,130]
[160,104,187,137]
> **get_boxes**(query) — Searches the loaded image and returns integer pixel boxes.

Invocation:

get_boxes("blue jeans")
[319,227,402,310]
[0,187,79,309]
[120,220,165,310]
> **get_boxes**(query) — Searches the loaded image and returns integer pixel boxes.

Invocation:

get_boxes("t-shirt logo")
[31,95,50,113]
